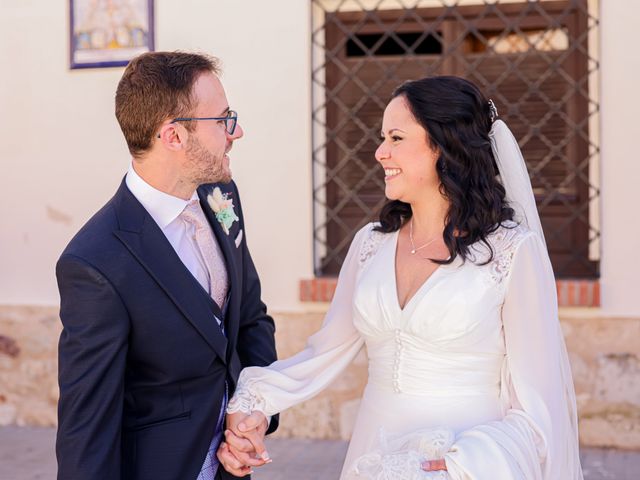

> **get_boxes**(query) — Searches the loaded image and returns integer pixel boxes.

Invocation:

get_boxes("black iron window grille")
[311,0,600,278]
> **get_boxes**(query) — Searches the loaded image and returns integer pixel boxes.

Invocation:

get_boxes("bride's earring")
[439,158,447,175]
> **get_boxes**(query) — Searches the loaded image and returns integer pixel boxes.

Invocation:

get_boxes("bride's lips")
[384,167,402,181]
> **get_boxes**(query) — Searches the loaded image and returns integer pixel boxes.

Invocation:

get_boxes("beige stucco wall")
[1,1,639,315]
[599,0,640,317]
[0,0,313,312]
[0,0,639,449]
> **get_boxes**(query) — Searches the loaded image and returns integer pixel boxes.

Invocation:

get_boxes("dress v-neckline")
[391,229,445,313]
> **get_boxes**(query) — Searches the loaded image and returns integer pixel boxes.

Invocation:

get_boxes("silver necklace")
[409,218,440,255]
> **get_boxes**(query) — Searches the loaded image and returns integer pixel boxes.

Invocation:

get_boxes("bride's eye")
[392,135,402,142]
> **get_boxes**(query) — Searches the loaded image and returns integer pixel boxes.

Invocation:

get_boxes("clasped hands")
[216,411,271,477]
[217,411,448,476]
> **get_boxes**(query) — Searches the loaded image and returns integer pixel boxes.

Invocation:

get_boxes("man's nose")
[229,123,244,140]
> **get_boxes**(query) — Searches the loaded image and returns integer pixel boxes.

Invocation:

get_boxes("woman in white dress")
[221,76,583,479]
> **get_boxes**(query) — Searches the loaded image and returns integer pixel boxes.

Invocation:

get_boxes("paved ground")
[0,426,638,479]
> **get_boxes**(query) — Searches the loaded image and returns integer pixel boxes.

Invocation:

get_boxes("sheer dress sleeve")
[444,232,583,480]
[227,224,374,417]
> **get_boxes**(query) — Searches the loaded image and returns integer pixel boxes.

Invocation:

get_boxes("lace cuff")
[226,381,269,416]
[345,427,454,480]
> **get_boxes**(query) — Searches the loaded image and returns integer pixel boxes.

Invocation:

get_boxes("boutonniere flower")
[207,187,239,235]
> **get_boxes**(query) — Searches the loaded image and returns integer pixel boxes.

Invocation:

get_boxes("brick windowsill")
[300,277,600,307]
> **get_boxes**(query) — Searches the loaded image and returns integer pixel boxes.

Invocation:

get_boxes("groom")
[56,51,277,479]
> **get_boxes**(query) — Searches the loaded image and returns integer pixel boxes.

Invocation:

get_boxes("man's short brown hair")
[115,51,220,157]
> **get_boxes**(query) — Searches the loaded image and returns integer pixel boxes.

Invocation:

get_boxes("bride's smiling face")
[375,96,440,203]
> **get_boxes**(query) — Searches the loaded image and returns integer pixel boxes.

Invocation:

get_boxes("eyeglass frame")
[157,109,238,138]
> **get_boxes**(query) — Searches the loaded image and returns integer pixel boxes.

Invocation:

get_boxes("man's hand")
[216,441,255,477]
[217,411,271,475]
[226,411,271,462]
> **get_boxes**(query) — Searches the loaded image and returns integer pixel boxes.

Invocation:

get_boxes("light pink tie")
[180,200,229,310]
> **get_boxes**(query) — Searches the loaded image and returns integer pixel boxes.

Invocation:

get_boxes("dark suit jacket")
[56,179,278,480]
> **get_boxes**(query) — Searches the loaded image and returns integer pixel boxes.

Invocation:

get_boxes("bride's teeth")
[385,168,401,177]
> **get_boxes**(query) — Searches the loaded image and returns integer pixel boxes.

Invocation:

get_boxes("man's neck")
[132,159,196,201]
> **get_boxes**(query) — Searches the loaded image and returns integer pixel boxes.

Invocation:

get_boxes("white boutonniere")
[207,187,239,235]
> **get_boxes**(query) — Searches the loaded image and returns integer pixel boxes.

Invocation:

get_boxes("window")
[312,0,600,278]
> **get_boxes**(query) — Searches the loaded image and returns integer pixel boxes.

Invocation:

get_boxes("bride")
[219,76,583,479]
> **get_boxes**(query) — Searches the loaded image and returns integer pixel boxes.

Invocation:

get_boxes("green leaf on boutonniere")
[207,187,239,235]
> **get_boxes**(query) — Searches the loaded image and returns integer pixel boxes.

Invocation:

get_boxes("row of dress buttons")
[393,329,403,393]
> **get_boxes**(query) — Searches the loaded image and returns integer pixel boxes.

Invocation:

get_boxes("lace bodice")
[358,221,531,285]
[358,224,386,268]
[469,221,532,286]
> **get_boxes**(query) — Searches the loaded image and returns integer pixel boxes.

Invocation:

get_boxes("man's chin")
[201,170,232,185]
[218,171,232,184]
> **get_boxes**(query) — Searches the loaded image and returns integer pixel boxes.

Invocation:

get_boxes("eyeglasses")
[169,109,238,135]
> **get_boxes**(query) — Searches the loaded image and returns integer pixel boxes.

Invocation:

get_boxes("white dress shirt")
[125,165,227,313]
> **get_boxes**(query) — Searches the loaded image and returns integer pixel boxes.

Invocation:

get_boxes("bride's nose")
[375,141,390,163]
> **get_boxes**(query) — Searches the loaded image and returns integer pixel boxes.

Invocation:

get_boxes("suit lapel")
[198,185,241,348]
[113,180,228,363]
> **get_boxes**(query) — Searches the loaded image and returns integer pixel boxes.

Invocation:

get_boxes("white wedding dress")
[229,220,583,479]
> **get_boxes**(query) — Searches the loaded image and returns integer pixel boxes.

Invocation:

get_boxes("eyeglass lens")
[226,111,237,135]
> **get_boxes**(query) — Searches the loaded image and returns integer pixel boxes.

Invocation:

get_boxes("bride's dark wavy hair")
[376,76,514,264]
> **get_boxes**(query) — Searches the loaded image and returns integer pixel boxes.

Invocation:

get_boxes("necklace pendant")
[411,249,416,254]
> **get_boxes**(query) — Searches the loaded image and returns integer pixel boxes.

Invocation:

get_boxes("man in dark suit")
[56,51,277,480]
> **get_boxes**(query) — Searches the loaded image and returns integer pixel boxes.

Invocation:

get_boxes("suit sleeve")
[229,183,279,433]
[56,253,130,480]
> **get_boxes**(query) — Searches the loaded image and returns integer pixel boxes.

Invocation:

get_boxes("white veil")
[489,119,545,244]
[487,111,583,479]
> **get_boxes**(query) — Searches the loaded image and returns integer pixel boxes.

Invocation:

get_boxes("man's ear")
[157,123,187,152]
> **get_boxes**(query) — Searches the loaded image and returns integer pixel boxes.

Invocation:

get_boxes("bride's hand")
[421,459,447,471]
[226,411,271,462]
